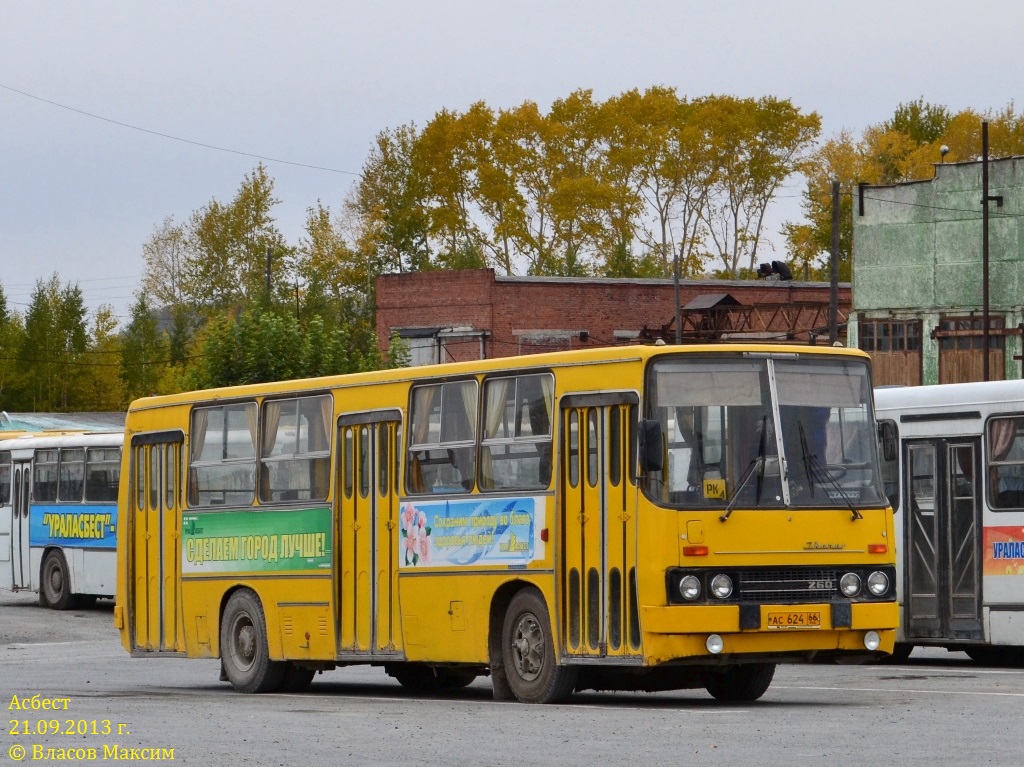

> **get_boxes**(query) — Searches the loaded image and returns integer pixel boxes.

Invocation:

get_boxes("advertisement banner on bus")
[29,504,117,550]
[181,507,332,574]
[400,496,545,568]
[984,526,1024,575]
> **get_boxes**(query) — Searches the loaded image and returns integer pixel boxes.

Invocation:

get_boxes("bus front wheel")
[41,550,74,610]
[220,590,285,693]
[704,663,776,702]
[501,589,578,703]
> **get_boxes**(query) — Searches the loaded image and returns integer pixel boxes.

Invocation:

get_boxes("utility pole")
[673,242,682,344]
[829,179,840,345]
[982,121,991,381]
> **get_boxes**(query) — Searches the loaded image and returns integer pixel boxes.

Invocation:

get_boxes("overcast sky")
[2,0,1022,322]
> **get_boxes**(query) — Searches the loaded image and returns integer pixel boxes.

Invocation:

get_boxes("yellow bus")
[115,344,897,702]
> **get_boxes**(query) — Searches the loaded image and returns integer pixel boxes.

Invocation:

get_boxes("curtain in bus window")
[191,410,209,460]
[481,378,512,489]
[989,417,1024,508]
[408,385,439,493]
[188,409,209,506]
[261,400,283,501]
[448,382,477,490]
[244,406,258,459]
[537,375,554,486]
[311,396,332,499]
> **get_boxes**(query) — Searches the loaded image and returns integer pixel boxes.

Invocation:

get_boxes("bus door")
[336,411,402,657]
[129,432,184,653]
[11,461,31,590]
[904,438,984,641]
[560,393,640,659]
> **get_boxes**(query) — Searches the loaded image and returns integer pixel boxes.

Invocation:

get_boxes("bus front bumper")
[640,601,898,664]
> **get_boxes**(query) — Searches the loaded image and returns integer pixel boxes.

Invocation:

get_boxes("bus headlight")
[710,573,733,599]
[864,631,881,651]
[840,572,862,597]
[679,575,701,601]
[706,634,724,654]
[867,571,889,596]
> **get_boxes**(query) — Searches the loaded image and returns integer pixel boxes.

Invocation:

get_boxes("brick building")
[376,269,850,365]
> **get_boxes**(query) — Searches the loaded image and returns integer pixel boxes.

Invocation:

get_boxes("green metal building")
[851,156,1024,386]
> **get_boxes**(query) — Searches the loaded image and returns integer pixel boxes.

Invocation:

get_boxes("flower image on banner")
[399,496,545,568]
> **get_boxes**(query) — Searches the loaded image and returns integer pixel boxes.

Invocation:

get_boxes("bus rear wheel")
[41,550,74,610]
[704,663,776,702]
[220,590,285,693]
[501,589,577,703]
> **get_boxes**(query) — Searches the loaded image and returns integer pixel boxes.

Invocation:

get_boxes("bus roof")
[875,380,1024,415]
[0,431,124,452]
[126,343,872,412]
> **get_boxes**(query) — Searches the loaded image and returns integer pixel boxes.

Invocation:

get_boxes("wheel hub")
[511,614,544,682]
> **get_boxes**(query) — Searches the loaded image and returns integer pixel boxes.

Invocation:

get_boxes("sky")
[2,0,1023,323]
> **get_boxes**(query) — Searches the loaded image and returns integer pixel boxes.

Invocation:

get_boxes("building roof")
[682,293,741,311]
[0,412,126,433]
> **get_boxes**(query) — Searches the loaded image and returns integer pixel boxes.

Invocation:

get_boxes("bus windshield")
[644,354,886,510]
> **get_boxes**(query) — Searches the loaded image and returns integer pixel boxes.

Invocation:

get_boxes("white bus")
[875,381,1024,665]
[0,432,122,609]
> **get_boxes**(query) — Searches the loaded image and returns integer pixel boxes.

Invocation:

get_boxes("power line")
[0,82,360,176]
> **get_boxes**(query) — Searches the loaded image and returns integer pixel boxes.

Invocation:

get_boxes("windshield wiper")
[796,422,862,521]
[720,416,768,522]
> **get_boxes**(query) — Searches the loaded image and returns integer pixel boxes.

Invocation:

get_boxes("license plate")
[767,611,821,629]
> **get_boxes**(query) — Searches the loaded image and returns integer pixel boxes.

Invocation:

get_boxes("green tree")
[350,125,431,273]
[81,305,126,410]
[884,98,952,146]
[706,96,821,276]
[0,286,28,409]
[179,164,292,312]
[188,308,397,390]
[20,275,88,411]
[120,294,168,401]
[140,215,188,309]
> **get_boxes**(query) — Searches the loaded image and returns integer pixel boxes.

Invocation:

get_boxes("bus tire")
[501,588,577,704]
[41,550,74,610]
[280,663,316,692]
[220,590,286,693]
[704,663,776,702]
[965,645,1024,666]
[884,642,914,664]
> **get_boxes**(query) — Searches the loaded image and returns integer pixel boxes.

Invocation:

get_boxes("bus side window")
[988,416,1024,509]
[189,403,257,507]
[480,373,554,491]
[407,381,477,494]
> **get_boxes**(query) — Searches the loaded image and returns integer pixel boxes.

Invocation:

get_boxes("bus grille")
[735,569,837,602]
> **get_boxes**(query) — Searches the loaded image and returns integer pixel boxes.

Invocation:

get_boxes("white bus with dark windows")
[875,381,1024,665]
[0,432,122,609]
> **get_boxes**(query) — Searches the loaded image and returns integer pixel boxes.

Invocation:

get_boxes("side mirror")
[879,420,898,462]
[639,420,664,473]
